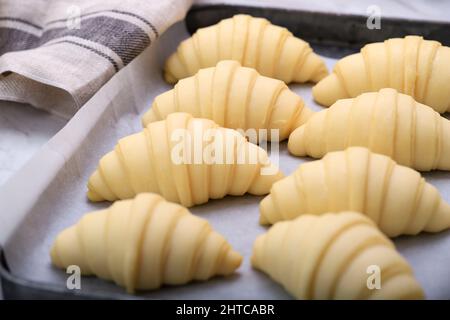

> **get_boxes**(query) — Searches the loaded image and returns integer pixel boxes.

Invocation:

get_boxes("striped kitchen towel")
[0,0,192,117]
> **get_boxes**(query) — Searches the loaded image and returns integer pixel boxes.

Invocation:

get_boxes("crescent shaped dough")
[164,14,328,84]
[88,113,284,206]
[313,36,450,113]
[51,193,243,293]
[260,147,450,237]
[252,212,424,299]
[143,60,314,141]
[289,88,450,171]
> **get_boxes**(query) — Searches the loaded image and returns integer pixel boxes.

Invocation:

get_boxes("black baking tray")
[2,3,449,300]
[185,3,450,58]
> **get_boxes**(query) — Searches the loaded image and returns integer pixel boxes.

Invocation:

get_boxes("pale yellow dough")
[289,88,450,171]
[260,147,450,237]
[252,212,424,299]
[313,36,450,113]
[51,193,242,293]
[143,60,314,141]
[88,113,284,206]
[164,14,328,84]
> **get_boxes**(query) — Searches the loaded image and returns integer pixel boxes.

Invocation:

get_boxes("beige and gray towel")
[0,0,192,117]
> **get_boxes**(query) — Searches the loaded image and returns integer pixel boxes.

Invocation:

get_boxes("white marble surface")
[0,101,66,186]
[196,0,449,22]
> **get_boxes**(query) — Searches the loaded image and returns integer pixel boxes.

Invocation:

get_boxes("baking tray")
[186,3,450,57]
[1,3,450,299]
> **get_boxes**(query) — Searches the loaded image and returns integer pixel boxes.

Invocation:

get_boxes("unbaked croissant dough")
[289,88,450,171]
[88,113,284,206]
[143,60,314,141]
[252,212,424,299]
[313,36,450,113]
[164,14,328,84]
[260,147,450,237]
[51,193,242,293]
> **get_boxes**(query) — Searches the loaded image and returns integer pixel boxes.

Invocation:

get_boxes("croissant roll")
[260,147,450,237]
[313,36,450,113]
[143,61,313,140]
[88,113,284,206]
[289,88,450,171]
[51,193,243,293]
[252,212,424,299]
[164,14,328,84]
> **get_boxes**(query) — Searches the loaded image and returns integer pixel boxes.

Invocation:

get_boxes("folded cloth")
[0,0,192,118]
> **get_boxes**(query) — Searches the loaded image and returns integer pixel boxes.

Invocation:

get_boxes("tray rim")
[0,247,130,300]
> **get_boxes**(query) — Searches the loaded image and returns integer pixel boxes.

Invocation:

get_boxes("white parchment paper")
[0,21,449,299]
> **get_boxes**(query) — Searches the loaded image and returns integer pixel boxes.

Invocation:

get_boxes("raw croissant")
[143,60,313,141]
[289,88,450,171]
[164,14,328,84]
[88,113,284,206]
[260,147,450,237]
[252,212,424,299]
[51,193,243,293]
[313,36,450,113]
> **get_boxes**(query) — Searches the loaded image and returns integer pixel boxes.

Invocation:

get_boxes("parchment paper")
[1,21,449,299]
